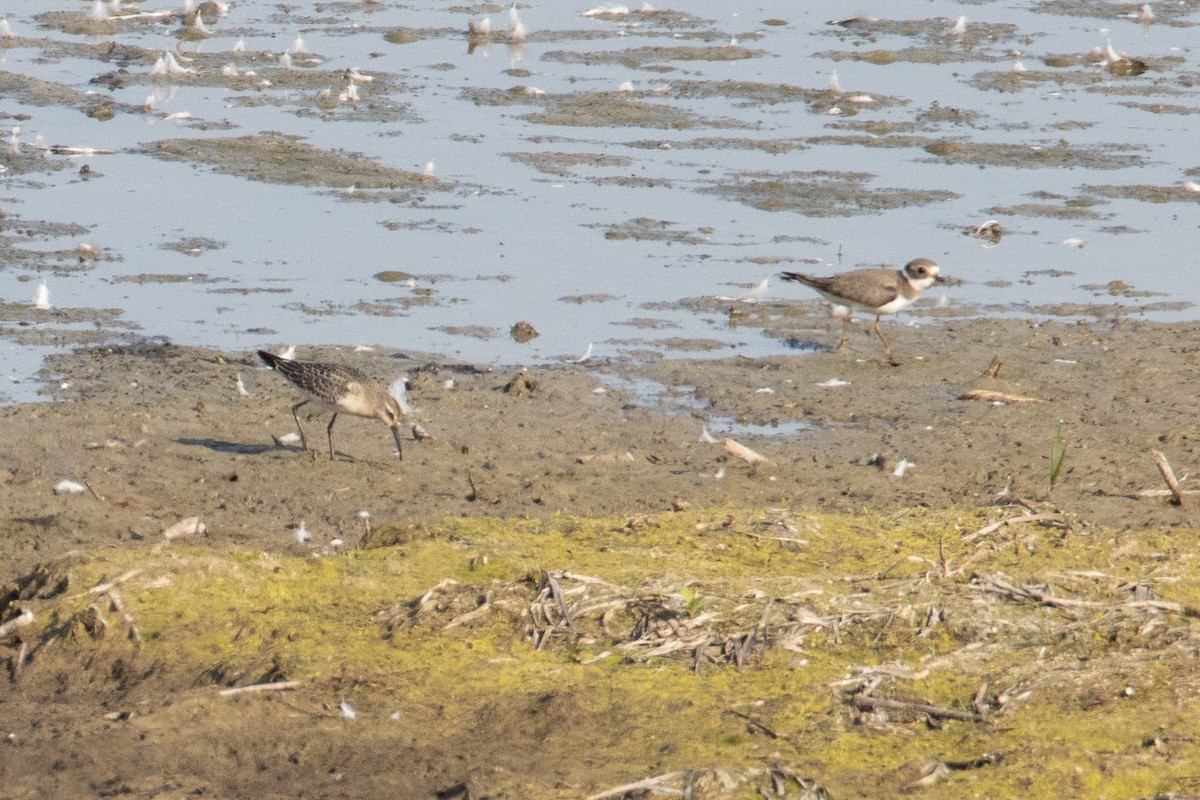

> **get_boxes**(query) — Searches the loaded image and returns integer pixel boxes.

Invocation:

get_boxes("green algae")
[7,507,1200,797]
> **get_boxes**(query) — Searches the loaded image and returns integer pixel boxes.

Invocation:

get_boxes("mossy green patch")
[6,507,1200,798]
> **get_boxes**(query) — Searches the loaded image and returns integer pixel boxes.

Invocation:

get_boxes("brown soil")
[2,315,1198,798]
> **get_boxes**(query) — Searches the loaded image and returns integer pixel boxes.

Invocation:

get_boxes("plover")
[258,349,405,460]
[780,258,944,358]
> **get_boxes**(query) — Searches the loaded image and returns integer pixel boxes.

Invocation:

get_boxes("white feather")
[33,282,50,310]
[389,379,413,414]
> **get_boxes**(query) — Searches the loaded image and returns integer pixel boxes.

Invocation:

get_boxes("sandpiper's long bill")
[258,349,405,460]
[780,258,944,357]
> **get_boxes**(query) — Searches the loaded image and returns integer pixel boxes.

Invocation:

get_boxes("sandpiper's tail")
[258,349,307,386]
[257,349,286,369]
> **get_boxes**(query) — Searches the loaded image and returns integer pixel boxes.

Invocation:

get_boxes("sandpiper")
[780,258,944,358]
[258,349,405,460]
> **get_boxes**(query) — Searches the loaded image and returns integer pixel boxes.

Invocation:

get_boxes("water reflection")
[0,0,1198,404]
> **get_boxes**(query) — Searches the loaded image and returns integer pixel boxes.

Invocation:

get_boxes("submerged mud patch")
[506,151,635,177]
[626,135,809,154]
[467,87,739,129]
[1083,183,1200,204]
[543,44,763,70]
[594,217,713,244]
[144,134,452,191]
[810,130,1147,170]
[699,170,959,216]
[0,68,141,117]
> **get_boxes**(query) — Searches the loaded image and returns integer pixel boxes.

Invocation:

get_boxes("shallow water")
[2,0,1198,402]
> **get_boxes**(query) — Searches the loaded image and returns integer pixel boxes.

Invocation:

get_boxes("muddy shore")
[3,313,1196,575]
[3,313,1200,798]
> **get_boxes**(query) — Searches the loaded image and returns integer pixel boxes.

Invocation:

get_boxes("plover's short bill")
[258,349,405,460]
[780,258,944,359]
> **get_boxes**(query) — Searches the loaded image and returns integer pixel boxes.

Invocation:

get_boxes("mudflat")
[2,315,1198,798]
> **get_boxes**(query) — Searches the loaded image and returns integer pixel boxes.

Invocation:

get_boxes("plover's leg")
[326,412,340,460]
[290,399,311,453]
[873,315,893,356]
[837,317,850,350]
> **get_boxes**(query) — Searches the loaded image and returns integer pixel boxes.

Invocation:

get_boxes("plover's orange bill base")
[780,258,944,359]
[258,349,405,460]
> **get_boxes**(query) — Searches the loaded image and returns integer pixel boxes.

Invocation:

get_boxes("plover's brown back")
[779,258,944,358]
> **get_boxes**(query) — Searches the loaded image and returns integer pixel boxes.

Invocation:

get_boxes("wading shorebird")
[780,258,944,359]
[258,349,405,460]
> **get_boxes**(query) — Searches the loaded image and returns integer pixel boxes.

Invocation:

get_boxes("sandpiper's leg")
[326,412,339,460]
[290,400,311,453]
[837,317,850,350]
[391,425,404,461]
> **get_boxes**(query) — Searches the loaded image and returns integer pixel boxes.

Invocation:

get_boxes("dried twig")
[1134,488,1200,498]
[945,753,1002,771]
[742,530,809,545]
[84,569,142,596]
[901,753,1001,791]
[443,597,495,630]
[0,609,34,638]
[972,682,990,719]
[724,437,766,465]
[963,513,1066,542]
[725,708,780,739]
[218,680,301,697]
[975,574,1200,618]
[958,389,1044,403]
[543,571,576,631]
[853,690,984,723]
[1153,450,1184,505]
[587,772,685,800]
